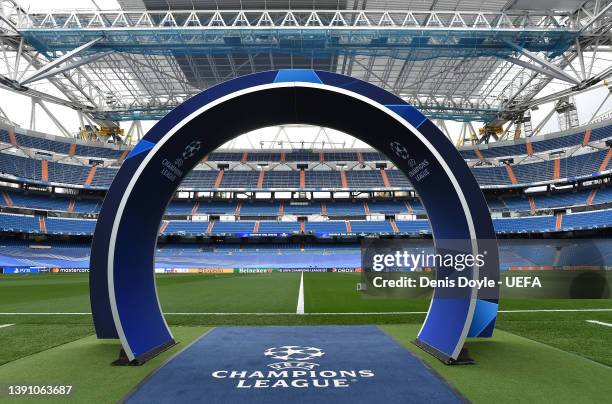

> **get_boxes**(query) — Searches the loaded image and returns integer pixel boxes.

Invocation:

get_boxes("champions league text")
[211,369,375,389]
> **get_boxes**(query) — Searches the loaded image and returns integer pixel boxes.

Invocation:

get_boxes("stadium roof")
[0,0,610,142]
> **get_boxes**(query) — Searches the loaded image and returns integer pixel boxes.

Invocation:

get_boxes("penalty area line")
[586,320,612,328]
[0,323,15,329]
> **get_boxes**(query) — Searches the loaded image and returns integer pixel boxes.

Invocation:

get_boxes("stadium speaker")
[217,163,229,170]
[375,163,387,169]
[297,163,309,170]
[500,158,514,165]
[605,139,612,148]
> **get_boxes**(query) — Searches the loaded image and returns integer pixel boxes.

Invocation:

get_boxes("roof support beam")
[0,72,92,111]
[531,106,556,136]
[504,41,580,85]
[580,1,612,32]
[20,36,103,85]
[504,56,579,85]
[32,98,71,136]
[588,89,612,123]
[21,50,111,85]
[518,63,612,110]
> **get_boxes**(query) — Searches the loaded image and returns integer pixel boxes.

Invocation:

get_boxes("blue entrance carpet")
[125,326,463,404]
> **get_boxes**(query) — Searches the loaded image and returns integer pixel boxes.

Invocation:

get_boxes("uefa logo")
[182,140,201,160]
[264,346,325,361]
[389,141,409,160]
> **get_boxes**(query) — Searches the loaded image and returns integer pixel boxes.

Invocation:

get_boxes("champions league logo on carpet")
[265,346,324,370]
[211,345,375,389]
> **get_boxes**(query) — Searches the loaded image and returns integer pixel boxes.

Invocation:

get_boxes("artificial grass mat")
[0,324,93,366]
[0,326,209,403]
[383,324,612,404]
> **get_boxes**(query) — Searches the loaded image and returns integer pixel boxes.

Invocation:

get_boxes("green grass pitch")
[0,272,611,403]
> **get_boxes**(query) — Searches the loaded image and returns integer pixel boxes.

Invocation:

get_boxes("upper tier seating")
[458,122,612,160]
[260,171,301,188]
[1,144,610,190]
[1,129,126,160]
[305,171,343,188]
[2,121,611,163]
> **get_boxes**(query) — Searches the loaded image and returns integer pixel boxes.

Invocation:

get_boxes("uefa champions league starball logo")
[264,346,325,361]
[182,140,201,160]
[389,141,409,160]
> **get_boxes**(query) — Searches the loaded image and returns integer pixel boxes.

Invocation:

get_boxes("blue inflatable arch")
[90,70,499,365]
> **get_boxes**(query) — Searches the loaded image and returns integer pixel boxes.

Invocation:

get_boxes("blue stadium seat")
[240,201,280,216]
[0,212,39,233]
[305,171,342,188]
[305,221,347,234]
[196,201,236,215]
[284,202,322,215]
[257,221,300,234]
[350,220,393,234]
[367,200,409,214]
[562,209,612,231]
[45,217,96,235]
[326,201,365,216]
[163,220,207,236]
[212,221,256,235]
[494,215,557,233]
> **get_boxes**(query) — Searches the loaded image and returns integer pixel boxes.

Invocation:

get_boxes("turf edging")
[0,326,209,403]
[382,324,612,403]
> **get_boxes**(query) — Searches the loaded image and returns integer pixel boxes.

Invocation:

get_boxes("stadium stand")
[3,120,611,165]
[0,212,39,233]
[457,120,612,159]
[45,217,96,235]
[1,120,612,243]
[1,145,611,190]
[562,209,612,231]
[3,208,611,237]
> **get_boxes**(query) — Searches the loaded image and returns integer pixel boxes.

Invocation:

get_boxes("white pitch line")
[296,272,305,315]
[1,308,612,315]
[586,320,612,328]
[500,308,612,313]
[0,312,92,315]
[0,323,14,329]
